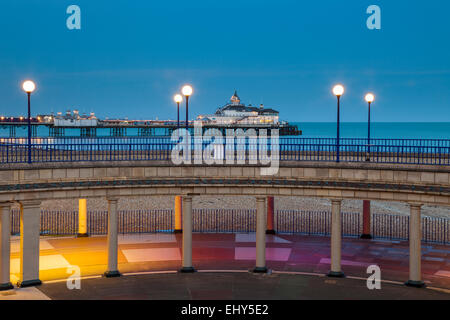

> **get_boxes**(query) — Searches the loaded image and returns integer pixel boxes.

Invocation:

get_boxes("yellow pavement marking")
[10,254,71,273]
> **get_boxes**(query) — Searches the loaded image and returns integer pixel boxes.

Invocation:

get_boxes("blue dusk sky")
[0,0,449,122]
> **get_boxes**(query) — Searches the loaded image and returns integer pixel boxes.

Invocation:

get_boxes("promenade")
[4,233,450,291]
[18,272,450,300]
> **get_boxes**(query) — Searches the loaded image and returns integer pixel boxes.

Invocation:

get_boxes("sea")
[1,122,449,140]
[293,122,450,140]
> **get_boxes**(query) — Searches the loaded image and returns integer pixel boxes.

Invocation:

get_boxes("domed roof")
[230,90,240,104]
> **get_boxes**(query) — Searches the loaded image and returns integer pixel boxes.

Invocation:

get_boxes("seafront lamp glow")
[174,94,183,129]
[182,85,193,130]
[365,93,375,161]
[332,84,344,97]
[182,85,193,97]
[22,80,36,93]
[22,80,36,164]
[332,84,344,163]
[365,93,374,103]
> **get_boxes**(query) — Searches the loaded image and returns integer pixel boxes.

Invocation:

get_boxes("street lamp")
[174,94,183,129]
[22,80,36,164]
[332,84,344,162]
[182,85,193,131]
[365,93,375,161]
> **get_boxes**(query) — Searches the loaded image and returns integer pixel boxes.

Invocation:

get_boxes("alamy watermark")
[66,5,81,30]
[366,5,381,30]
[170,122,280,176]
[366,265,381,290]
[66,265,81,290]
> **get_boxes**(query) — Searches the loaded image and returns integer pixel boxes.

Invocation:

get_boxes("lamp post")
[174,94,183,129]
[182,85,193,131]
[332,84,344,162]
[22,80,36,164]
[365,93,375,161]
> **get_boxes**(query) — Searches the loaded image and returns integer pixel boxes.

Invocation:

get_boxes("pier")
[0,119,301,137]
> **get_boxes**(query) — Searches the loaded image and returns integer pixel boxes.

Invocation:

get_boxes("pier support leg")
[405,204,425,288]
[180,196,195,273]
[253,196,268,273]
[77,199,88,237]
[266,196,275,234]
[360,200,372,239]
[174,196,182,234]
[18,201,42,287]
[0,202,13,291]
[104,197,120,278]
[327,199,345,278]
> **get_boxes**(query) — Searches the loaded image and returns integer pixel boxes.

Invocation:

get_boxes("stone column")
[266,196,275,234]
[253,196,268,273]
[180,196,195,272]
[174,196,182,234]
[360,200,372,239]
[104,197,120,277]
[18,200,42,287]
[77,199,88,237]
[405,204,425,288]
[0,202,13,291]
[327,199,345,278]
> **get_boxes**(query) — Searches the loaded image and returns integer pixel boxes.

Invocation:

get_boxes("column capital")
[182,196,193,202]
[0,201,14,208]
[256,196,266,202]
[106,197,119,202]
[331,199,343,205]
[20,200,42,208]
[409,203,423,209]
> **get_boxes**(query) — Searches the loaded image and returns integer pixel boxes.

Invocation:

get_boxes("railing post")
[405,203,425,288]
[18,200,42,287]
[77,199,88,237]
[253,196,268,273]
[180,196,195,273]
[360,200,372,239]
[174,196,182,233]
[104,197,120,278]
[327,199,345,278]
[0,202,13,291]
[266,196,275,234]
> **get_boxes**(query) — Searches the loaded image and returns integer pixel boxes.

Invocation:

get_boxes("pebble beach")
[20,196,450,219]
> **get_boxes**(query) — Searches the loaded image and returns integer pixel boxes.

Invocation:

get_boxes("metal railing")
[276,210,361,237]
[1,137,449,165]
[10,209,450,244]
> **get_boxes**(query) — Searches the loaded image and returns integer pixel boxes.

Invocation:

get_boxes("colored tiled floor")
[6,233,450,289]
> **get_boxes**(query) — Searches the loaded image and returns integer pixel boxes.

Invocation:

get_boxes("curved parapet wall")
[0,161,449,206]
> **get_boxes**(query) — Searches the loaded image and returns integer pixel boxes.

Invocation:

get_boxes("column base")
[405,280,426,288]
[327,271,345,278]
[252,267,268,273]
[103,270,121,278]
[174,229,182,234]
[360,234,373,239]
[17,279,42,288]
[266,230,276,235]
[0,282,14,291]
[77,233,89,238]
[179,267,196,273]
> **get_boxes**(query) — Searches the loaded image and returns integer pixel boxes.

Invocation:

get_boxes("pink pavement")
[38,233,450,289]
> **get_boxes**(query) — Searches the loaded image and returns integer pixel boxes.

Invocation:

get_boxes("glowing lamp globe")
[22,80,36,93]
[182,85,193,97]
[332,84,344,97]
[365,93,375,103]
[174,94,183,103]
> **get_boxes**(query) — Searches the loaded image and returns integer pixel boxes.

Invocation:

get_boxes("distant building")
[197,91,279,125]
[53,109,98,127]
